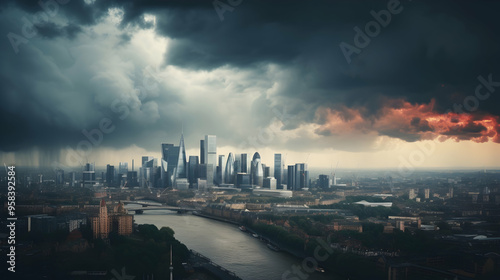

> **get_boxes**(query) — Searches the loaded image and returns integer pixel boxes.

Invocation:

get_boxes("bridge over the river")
[123,201,196,214]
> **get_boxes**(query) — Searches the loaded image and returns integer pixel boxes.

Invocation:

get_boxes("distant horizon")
[7,164,500,172]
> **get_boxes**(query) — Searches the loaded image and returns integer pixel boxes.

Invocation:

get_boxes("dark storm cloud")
[106,0,500,117]
[36,22,82,39]
[1,0,500,157]
[410,117,433,132]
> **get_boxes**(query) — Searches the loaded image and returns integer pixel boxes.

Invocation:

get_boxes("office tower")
[198,164,207,180]
[424,188,430,199]
[166,146,180,186]
[119,162,128,174]
[206,164,214,187]
[139,156,158,188]
[216,166,221,185]
[274,154,282,188]
[236,173,251,187]
[161,144,173,188]
[281,168,287,189]
[140,167,151,188]
[225,153,235,184]
[200,139,205,164]
[118,162,128,186]
[294,163,300,190]
[256,162,264,187]
[83,163,96,187]
[69,172,76,187]
[161,159,169,188]
[250,152,261,185]
[294,163,307,190]
[251,154,264,187]
[142,156,154,166]
[204,135,217,184]
[146,158,159,188]
[56,169,64,186]
[127,171,138,187]
[263,177,277,190]
[449,187,454,198]
[287,165,295,190]
[162,144,174,161]
[234,159,241,177]
[319,175,329,189]
[106,165,115,187]
[218,155,226,185]
[240,153,248,173]
[264,166,270,178]
[252,152,261,162]
[188,156,199,185]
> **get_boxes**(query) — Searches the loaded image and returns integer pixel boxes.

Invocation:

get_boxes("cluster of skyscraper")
[97,134,310,190]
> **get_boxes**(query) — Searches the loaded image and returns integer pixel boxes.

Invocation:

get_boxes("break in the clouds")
[1,0,500,167]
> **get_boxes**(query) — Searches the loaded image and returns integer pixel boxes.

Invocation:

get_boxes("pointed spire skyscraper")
[177,132,187,178]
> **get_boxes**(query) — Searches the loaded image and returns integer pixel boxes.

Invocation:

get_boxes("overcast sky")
[1,0,500,170]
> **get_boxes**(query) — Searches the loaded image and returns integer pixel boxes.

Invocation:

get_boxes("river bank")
[190,211,337,278]
[131,209,334,280]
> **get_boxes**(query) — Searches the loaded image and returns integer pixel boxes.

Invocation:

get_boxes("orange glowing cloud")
[316,99,500,143]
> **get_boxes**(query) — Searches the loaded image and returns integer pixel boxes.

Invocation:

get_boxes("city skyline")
[1,1,500,169]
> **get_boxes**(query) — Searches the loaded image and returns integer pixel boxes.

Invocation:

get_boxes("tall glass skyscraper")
[254,162,264,187]
[118,162,128,175]
[225,153,235,184]
[56,169,64,186]
[240,153,248,173]
[83,163,96,187]
[177,133,187,179]
[160,134,187,188]
[274,154,282,188]
[287,165,295,190]
[188,156,199,185]
[295,163,308,190]
[200,139,205,164]
[218,155,226,185]
[162,144,174,162]
[204,135,217,184]
[106,165,115,187]
[251,152,263,186]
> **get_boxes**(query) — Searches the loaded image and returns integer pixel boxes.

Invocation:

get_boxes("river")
[128,207,341,280]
